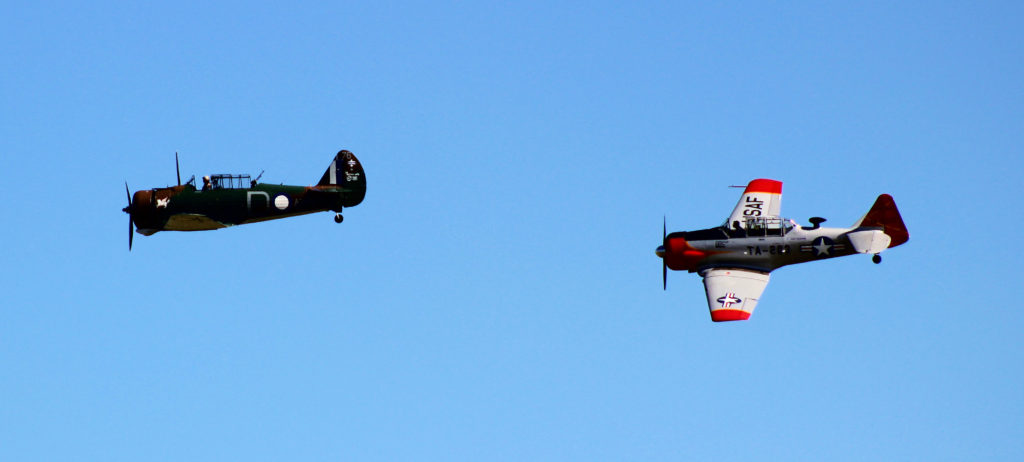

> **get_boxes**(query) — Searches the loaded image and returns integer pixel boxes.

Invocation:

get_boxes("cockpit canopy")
[209,174,252,190]
[725,216,796,237]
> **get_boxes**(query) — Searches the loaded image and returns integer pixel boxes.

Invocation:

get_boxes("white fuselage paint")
[687,224,885,273]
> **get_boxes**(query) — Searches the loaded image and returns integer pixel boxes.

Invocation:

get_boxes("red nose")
[663,235,707,272]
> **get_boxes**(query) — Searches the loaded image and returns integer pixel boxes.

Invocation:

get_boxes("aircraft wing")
[726,179,782,227]
[701,268,770,321]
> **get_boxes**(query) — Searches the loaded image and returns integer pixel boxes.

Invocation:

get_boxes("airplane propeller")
[121,153,181,251]
[123,182,134,251]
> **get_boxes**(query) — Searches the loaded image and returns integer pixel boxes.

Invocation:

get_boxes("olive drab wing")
[122,149,366,250]
[657,178,908,322]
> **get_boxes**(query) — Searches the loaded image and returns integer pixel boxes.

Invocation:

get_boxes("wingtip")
[744,179,782,195]
[710,310,752,322]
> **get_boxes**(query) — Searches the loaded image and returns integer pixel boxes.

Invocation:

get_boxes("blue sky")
[2,2,1022,460]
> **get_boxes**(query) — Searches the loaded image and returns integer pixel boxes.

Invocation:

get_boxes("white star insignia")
[813,239,831,256]
[156,197,170,208]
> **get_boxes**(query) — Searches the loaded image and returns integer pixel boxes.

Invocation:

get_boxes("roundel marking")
[811,236,834,257]
[717,293,742,308]
[274,194,290,210]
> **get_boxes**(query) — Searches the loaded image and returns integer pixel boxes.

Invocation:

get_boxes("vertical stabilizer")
[853,194,908,248]
[317,150,366,207]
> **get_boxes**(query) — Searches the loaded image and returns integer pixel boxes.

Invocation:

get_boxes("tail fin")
[853,194,908,248]
[318,150,366,207]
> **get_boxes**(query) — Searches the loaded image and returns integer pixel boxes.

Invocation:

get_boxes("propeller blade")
[125,182,134,251]
[176,152,181,186]
[128,213,134,251]
[662,216,667,290]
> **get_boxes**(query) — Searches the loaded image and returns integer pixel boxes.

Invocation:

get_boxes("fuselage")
[130,183,360,235]
[658,219,871,274]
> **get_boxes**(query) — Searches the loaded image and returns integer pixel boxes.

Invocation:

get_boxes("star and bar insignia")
[799,236,846,257]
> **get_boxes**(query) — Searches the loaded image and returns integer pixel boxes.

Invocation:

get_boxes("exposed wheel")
[872,254,881,264]
[334,213,344,223]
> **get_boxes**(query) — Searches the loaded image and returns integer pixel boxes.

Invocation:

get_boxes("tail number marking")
[746,245,791,255]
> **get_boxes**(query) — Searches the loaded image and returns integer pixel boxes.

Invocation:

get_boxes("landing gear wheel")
[872,254,882,264]
[334,213,344,223]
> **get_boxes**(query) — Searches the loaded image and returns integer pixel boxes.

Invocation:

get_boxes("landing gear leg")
[872,254,882,264]
[334,213,344,224]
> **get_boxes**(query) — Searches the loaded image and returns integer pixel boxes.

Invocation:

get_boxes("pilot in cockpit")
[202,176,212,191]
[725,220,746,238]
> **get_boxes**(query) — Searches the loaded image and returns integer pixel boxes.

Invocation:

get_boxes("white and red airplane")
[656,179,909,322]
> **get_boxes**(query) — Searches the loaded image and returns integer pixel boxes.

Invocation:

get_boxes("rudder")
[853,194,908,248]
[317,150,366,207]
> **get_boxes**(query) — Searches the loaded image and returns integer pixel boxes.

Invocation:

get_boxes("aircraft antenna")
[254,170,265,184]
[175,152,181,186]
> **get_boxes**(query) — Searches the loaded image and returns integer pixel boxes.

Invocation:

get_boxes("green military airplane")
[122,149,366,250]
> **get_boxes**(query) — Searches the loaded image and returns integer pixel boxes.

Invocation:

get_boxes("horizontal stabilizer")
[847,229,891,254]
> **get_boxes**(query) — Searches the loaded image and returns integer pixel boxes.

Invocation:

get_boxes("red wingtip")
[710,310,752,322]
[744,179,782,195]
